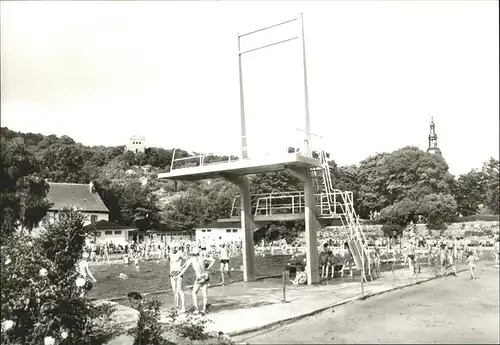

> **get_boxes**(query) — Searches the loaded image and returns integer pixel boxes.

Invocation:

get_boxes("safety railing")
[169,147,247,172]
[168,128,325,172]
[229,190,353,218]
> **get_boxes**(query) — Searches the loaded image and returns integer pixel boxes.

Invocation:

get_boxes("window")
[202,229,206,232]
[105,231,113,235]
[232,229,238,233]
[207,229,211,232]
[114,230,122,235]
[226,229,231,233]
[91,215,98,224]
[219,236,222,240]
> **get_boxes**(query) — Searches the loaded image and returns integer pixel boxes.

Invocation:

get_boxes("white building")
[84,220,135,246]
[194,221,242,243]
[165,230,195,243]
[126,135,146,154]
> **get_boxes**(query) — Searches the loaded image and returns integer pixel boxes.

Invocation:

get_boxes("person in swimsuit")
[168,245,186,313]
[445,237,458,276]
[341,242,354,278]
[327,251,336,279]
[319,243,330,278]
[291,267,307,285]
[465,250,479,280]
[90,243,97,262]
[494,237,499,268]
[439,239,447,275]
[407,240,416,275]
[76,252,97,298]
[175,246,215,314]
[373,245,382,277]
[219,243,232,285]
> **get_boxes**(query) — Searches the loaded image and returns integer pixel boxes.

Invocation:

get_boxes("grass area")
[89,254,291,300]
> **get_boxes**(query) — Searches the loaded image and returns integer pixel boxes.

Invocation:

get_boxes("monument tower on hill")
[126,135,146,154]
[427,117,442,156]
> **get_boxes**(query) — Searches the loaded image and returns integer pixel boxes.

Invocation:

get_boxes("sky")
[1,0,498,176]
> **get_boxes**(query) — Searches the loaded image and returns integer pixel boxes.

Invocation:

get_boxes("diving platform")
[219,215,343,227]
[155,14,372,285]
[157,151,322,181]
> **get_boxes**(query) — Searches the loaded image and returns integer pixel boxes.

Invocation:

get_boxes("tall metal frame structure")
[237,13,312,159]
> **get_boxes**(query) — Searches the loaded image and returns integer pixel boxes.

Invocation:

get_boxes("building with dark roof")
[46,182,110,225]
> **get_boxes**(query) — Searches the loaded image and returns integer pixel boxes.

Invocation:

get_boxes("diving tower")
[157,14,372,285]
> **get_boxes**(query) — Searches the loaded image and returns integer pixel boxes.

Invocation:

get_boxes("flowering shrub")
[166,309,210,341]
[126,292,234,345]
[0,209,116,345]
[126,292,173,345]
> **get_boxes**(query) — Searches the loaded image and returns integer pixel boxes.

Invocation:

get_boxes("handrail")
[170,148,177,172]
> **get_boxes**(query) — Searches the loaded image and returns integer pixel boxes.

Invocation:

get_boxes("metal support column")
[298,13,312,157]
[287,166,319,285]
[222,174,256,281]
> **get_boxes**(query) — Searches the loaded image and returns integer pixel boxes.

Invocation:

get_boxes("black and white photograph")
[1,1,498,344]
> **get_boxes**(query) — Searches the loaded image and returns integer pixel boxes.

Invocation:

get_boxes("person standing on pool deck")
[465,250,479,280]
[76,252,97,298]
[175,246,215,314]
[168,245,186,313]
[407,239,416,275]
[219,243,232,285]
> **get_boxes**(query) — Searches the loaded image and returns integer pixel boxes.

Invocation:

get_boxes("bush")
[127,292,173,345]
[0,209,116,345]
[166,309,210,341]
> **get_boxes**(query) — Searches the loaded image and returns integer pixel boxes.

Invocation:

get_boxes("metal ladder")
[314,150,372,281]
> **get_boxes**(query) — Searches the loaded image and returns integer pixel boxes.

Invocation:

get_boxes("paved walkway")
[104,263,469,344]
[199,268,441,335]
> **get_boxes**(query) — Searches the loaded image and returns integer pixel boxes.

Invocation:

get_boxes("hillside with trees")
[1,126,498,241]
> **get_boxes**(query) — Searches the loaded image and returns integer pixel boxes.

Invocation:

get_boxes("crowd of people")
[76,229,499,314]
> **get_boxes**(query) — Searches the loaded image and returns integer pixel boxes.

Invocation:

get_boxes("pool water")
[89,254,291,300]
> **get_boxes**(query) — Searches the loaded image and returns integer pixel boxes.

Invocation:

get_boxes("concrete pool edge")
[228,267,470,338]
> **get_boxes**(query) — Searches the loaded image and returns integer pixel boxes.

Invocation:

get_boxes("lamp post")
[92,218,97,244]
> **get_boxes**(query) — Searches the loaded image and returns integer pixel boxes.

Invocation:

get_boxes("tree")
[40,143,87,183]
[162,190,210,230]
[357,147,454,218]
[380,198,419,231]
[357,153,389,216]
[202,179,238,221]
[416,194,457,230]
[1,137,51,237]
[95,178,161,230]
[452,169,487,216]
[253,221,304,244]
[482,158,499,214]
[249,171,302,195]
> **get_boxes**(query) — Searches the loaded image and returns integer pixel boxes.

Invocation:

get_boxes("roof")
[46,182,109,213]
[83,220,133,230]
